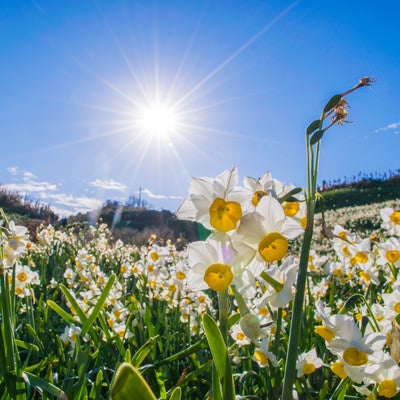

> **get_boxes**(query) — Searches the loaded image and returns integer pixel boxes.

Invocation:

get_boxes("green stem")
[282,121,321,399]
[218,291,230,345]
[281,226,314,400]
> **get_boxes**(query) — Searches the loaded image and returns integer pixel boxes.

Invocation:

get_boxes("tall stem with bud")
[281,77,373,400]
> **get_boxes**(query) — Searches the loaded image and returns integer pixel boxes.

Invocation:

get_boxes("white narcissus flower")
[253,337,277,368]
[186,236,244,293]
[376,237,400,268]
[243,172,275,208]
[257,256,298,309]
[176,167,249,233]
[327,319,386,384]
[365,354,400,398]
[296,348,323,377]
[14,264,40,298]
[232,195,303,274]
[381,207,400,236]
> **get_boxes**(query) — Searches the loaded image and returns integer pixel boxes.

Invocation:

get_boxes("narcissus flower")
[365,355,400,398]
[186,236,241,292]
[296,348,323,377]
[381,207,400,236]
[243,172,275,208]
[176,167,248,232]
[257,256,298,308]
[232,195,303,273]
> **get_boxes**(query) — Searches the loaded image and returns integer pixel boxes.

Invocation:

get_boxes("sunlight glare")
[137,103,180,139]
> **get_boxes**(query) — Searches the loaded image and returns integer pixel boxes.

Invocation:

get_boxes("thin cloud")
[44,193,103,215]
[90,178,127,191]
[7,166,18,176]
[142,188,184,200]
[4,172,57,193]
[374,121,400,134]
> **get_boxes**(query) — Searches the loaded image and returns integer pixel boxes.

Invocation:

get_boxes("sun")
[136,102,180,139]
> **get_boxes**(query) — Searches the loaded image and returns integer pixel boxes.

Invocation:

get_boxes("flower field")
[2,78,400,400]
[1,175,400,399]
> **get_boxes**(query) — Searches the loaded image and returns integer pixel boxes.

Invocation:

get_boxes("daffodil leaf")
[306,119,321,136]
[338,293,364,314]
[202,313,227,380]
[110,362,157,400]
[81,273,116,337]
[323,94,342,114]
[169,387,182,400]
[131,336,158,368]
[24,371,67,399]
[310,130,324,145]
[278,187,303,203]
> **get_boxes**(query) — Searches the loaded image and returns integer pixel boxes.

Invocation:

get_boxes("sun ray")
[174,0,300,108]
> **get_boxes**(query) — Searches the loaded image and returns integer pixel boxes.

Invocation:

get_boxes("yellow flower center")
[330,361,347,379]
[150,252,159,262]
[15,287,24,295]
[390,211,400,225]
[339,231,347,239]
[258,307,269,317]
[252,190,267,207]
[378,379,398,398]
[387,250,400,263]
[314,326,334,342]
[359,271,371,283]
[343,347,368,366]
[176,271,186,280]
[169,284,177,292]
[354,251,368,264]
[302,361,316,375]
[17,272,28,282]
[300,216,307,230]
[254,350,268,366]
[204,263,233,292]
[258,232,288,263]
[236,332,245,341]
[209,198,242,232]
[120,265,127,274]
[283,201,299,217]
[394,302,400,314]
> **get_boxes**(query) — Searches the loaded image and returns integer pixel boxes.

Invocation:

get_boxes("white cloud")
[90,178,127,192]
[142,188,184,200]
[374,121,400,133]
[7,166,18,175]
[4,181,57,193]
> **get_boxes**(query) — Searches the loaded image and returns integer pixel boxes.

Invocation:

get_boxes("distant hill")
[318,172,400,210]
[63,201,208,247]
[0,187,58,237]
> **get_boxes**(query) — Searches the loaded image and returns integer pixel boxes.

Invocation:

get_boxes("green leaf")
[338,293,364,314]
[310,130,324,145]
[59,284,88,324]
[131,336,158,368]
[81,273,116,337]
[169,387,182,400]
[202,314,227,380]
[47,300,78,325]
[306,119,321,136]
[110,362,157,400]
[323,94,342,114]
[278,187,303,203]
[15,340,39,353]
[24,371,67,399]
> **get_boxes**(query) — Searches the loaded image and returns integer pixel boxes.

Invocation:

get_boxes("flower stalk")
[282,78,372,399]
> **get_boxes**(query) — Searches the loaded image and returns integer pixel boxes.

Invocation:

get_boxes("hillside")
[318,172,400,210]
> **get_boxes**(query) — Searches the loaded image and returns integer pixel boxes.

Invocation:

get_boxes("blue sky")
[1,0,399,216]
